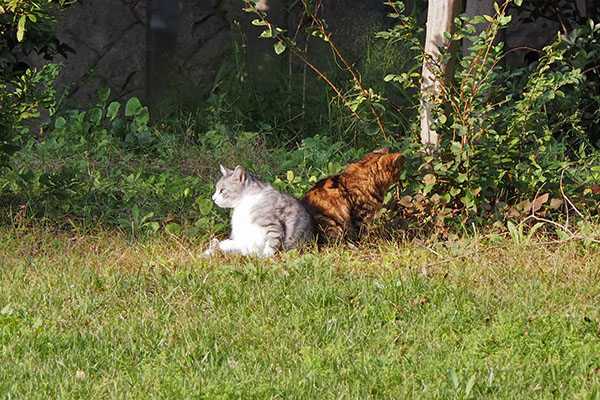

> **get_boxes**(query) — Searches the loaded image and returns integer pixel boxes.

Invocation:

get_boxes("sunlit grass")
[1,225,599,398]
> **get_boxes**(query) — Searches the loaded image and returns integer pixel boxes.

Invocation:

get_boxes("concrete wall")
[52,0,234,106]
[54,0,147,105]
[49,0,585,108]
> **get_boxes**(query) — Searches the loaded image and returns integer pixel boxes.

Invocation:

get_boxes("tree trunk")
[420,0,463,150]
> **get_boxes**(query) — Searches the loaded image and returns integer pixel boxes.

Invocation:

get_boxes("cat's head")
[346,147,405,187]
[211,165,249,208]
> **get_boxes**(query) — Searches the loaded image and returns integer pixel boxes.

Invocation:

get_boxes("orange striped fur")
[302,148,405,242]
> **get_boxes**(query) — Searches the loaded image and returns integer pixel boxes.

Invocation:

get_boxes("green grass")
[1,225,600,399]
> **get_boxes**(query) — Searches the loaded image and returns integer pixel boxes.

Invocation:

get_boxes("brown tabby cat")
[302,148,405,242]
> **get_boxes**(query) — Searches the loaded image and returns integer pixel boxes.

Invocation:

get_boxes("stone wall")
[54,0,146,105]
[49,0,587,108]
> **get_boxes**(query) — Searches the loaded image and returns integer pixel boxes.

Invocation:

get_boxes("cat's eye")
[219,188,224,194]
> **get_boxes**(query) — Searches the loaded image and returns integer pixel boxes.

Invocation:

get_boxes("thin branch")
[244,1,365,123]
[299,0,388,139]
[427,179,600,268]
[582,65,600,75]
[560,168,584,219]
[288,46,365,122]
[475,46,545,97]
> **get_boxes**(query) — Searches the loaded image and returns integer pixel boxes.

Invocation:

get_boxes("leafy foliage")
[1,0,600,240]
[0,0,76,168]
[1,86,366,239]
[559,20,600,147]
[376,0,600,231]
[242,0,397,141]
[1,89,224,237]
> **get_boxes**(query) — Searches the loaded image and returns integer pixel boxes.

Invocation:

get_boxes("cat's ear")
[393,153,405,166]
[373,147,390,154]
[220,164,233,176]
[232,165,246,183]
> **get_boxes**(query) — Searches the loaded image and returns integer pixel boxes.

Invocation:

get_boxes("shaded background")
[45,0,592,110]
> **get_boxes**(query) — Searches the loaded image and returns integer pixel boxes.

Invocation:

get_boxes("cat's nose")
[212,193,217,201]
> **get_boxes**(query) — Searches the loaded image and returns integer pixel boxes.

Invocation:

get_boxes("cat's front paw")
[262,246,277,257]
[203,238,220,256]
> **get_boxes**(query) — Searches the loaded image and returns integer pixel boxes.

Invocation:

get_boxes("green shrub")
[3,0,600,239]
[0,0,75,168]
[375,1,600,230]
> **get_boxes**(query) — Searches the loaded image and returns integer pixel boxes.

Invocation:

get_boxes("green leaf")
[448,370,459,389]
[450,141,462,154]
[507,220,520,244]
[125,97,142,117]
[199,198,213,215]
[135,130,153,146]
[107,101,120,121]
[251,19,267,26]
[456,173,468,183]
[187,227,198,237]
[146,222,160,233]
[54,116,66,129]
[132,204,140,221]
[460,194,474,209]
[286,170,295,183]
[17,15,26,41]
[97,87,110,102]
[556,227,570,240]
[465,374,476,396]
[195,217,209,230]
[527,222,545,242]
[259,29,273,38]
[135,107,150,125]
[165,222,181,236]
[89,107,103,125]
[141,212,154,224]
[273,42,286,55]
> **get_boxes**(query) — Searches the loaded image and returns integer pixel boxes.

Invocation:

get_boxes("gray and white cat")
[204,165,314,257]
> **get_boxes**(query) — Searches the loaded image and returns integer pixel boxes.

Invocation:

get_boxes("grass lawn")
[1,225,599,399]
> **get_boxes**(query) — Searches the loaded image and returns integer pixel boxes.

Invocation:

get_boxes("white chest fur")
[229,193,267,251]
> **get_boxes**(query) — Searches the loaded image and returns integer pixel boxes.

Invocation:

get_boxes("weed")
[1,226,599,398]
